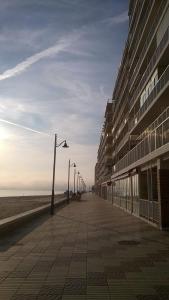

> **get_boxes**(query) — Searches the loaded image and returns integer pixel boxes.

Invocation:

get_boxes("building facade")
[95,0,169,229]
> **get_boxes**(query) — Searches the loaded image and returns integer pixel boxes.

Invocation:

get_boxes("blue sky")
[0,0,128,193]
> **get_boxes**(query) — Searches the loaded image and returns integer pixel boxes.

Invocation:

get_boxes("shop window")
[152,167,158,201]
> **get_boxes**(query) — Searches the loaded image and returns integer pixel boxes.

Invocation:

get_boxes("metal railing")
[113,48,128,101]
[115,105,169,173]
[129,0,141,35]
[138,107,169,142]
[129,0,153,68]
[130,24,169,111]
[129,0,146,51]
[130,1,167,90]
[112,94,128,132]
[129,64,169,131]
[139,199,159,224]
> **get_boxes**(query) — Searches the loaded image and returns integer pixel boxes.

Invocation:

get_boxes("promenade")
[0,193,169,300]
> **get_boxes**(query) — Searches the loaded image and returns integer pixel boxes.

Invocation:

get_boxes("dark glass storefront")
[113,168,159,224]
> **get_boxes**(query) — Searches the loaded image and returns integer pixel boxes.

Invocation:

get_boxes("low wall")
[0,197,68,235]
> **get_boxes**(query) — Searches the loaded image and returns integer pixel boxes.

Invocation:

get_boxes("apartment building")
[95,0,169,229]
[95,101,114,200]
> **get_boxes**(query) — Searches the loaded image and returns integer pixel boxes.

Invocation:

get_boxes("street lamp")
[79,176,83,193]
[67,160,76,203]
[76,171,80,193]
[73,167,76,195]
[51,134,69,215]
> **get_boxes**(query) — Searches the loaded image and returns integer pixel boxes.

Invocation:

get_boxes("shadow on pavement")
[0,213,50,252]
[0,199,70,252]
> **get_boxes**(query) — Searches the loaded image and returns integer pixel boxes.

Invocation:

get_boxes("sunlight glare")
[0,126,10,140]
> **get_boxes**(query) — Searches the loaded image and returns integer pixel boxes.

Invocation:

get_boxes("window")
[140,170,148,200]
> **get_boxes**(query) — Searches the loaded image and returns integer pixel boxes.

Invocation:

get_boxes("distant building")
[95,0,169,229]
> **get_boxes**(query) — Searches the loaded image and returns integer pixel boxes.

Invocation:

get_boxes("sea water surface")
[0,189,64,197]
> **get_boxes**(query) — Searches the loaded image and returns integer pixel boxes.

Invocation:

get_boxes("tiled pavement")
[0,193,169,300]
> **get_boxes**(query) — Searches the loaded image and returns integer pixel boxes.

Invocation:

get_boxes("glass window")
[152,167,158,201]
[140,170,148,200]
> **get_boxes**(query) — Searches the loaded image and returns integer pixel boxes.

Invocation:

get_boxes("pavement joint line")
[1,193,169,299]
[57,213,121,235]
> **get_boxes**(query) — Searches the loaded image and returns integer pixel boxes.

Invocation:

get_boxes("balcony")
[129,0,139,31]
[105,144,112,154]
[129,13,169,100]
[113,91,128,132]
[129,64,169,133]
[113,45,128,100]
[129,0,146,52]
[114,106,169,174]
[129,0,153,69]
[106,133,113,144]
[104,155,112,167]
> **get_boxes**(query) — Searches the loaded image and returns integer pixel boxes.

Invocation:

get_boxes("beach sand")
[0,194,64,220]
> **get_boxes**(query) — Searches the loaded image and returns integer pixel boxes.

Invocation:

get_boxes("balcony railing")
[129,64,169,131]
[113,48,128,100]
[139,199,159,224]
[130,31,169,116]
[129,0,146,51]
[130,1,167,90]
[129,0,153,68]
[115,105,169,173]
[129,0,141,33]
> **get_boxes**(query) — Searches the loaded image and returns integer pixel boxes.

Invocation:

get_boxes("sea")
[0,189,64,197]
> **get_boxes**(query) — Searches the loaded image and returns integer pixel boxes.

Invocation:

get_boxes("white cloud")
[103,10,128,25]
[0,118,49,135]
[0,30,82,81]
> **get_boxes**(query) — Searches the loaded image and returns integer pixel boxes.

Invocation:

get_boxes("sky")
[0,0,128,194]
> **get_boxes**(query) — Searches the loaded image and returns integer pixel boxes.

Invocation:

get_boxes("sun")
[0,126,10,140]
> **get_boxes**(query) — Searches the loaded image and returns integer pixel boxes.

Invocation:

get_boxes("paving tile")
[87,286,110,300]
[87,272,107,286]
[0,193,169,299]
[63,278,86,295]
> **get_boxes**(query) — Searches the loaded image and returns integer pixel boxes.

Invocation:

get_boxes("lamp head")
[73,163,76,167]
[62,140,69,148]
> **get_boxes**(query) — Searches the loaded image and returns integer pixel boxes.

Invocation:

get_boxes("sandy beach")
[0,194,64,220]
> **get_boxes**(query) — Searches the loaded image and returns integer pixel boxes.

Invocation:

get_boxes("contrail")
[0,118,49,136]
[0,31,81,81]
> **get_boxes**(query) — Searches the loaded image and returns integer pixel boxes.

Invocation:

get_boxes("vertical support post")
[74,168,76,194]
[67,159,70,203]
[77,172,79,193]
[51,134,57,215]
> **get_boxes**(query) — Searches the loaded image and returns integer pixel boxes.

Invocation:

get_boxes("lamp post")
[51,134,69,215]
[79,176,83,193]
[67,160,76,203]
[76,171,80,193]
[79,176,81,193]
[73,168,76,195]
